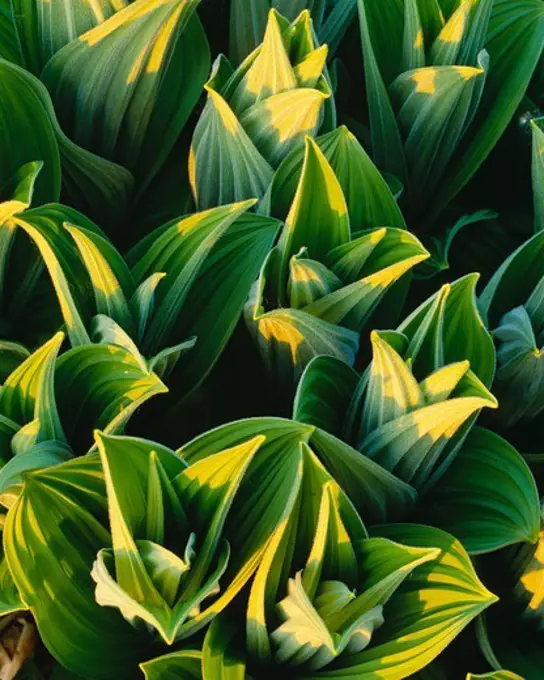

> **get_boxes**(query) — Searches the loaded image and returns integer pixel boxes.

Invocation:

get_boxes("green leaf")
[94,431,207,643]
[245,289,359,388]
[430,0,493,66]
[42,0,210,193]
[320,0,358,58]
[532,117,544,233]
[239,88,328,168]
[0,341,30,382]
[0,331,65,442]
[229,0,269,65]
[308,428,418,524]
[177,436,304,641]
[317,524,497,678]
[400,273,496,387]
[390,56,488,205]
[493,305,544,424]
[416,0,445,46]
[274,136,350,302]
[12,0,130,75]
[356,0,406,182]
[65,224,135,334]
[4,456,149,679]
[303,229,429,330]
[148,337,197,381]
[0,0,22,64]
[55,344,167,452]
[356,0,405,85]
[202,614,246,680]
[189,87,273,210]
[425,427,541,554]
[355,333,497,490]
[15,205,108,347]
[429,0,544,221]
[0,440,73,497]
[132,200,257,356]
[0,59,60,204]
[293,355,359,437]
[402,0,425,72]
[129,272,167,344]
[0,552,26,616]
[179,417,314,465]
[91,315,148,372]
[170,212,280,396]
[0,58,133,225]
[141,650,203,679]
[361,380,497,490]
[361,331,422,438]
[416,209,498,278]
[229,9,298,114]
[479,231,544,327]
[266,125,406,230]
[288,250,343,310]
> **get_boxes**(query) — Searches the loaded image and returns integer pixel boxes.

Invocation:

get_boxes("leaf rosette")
[244,135,429,390]
[190,8,335,209]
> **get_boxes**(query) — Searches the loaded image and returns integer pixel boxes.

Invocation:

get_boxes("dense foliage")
[0,0,542,678]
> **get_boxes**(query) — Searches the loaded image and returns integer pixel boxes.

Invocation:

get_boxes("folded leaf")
[430,0,492,66]
[425,427,541,554]
[239,89,328,167]
[0,331,65,443]
[245,291,359,387]
[480,230,544,326]
[42,0,210,192]
[0,59,60,204]
[429,0,544,220]
[266,126,406,230]
[294,355,359,437]
[320,524,498,679]
[402,0,425,72]
[4,456,149,679]
[399,273,495,386]
[202,614,247,680]
[55,344,167,452]
[357,0,406,183]
[308,428,418,524]
[229,0,268,65]
[229,9,297,115]
[141,650,203,680]
[189,87,273,210]
[532,117,544,232]
[12,0,130,74]
[390,56,487,205]
[172,213,280,397]
[132,200,257,355]
[274,136,350,302]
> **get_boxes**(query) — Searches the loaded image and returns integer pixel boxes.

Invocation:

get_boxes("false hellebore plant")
[1,163,277,405]
[244,134,428,389]
[2,429,307,678]
[0,0,212,227]
[135,416,499,679]
[190,8,336,209]
[355,0,544,228]
[291,274,540,557]
[228,0,359,66]
[477,121,544,428]
[0,325,168,617]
